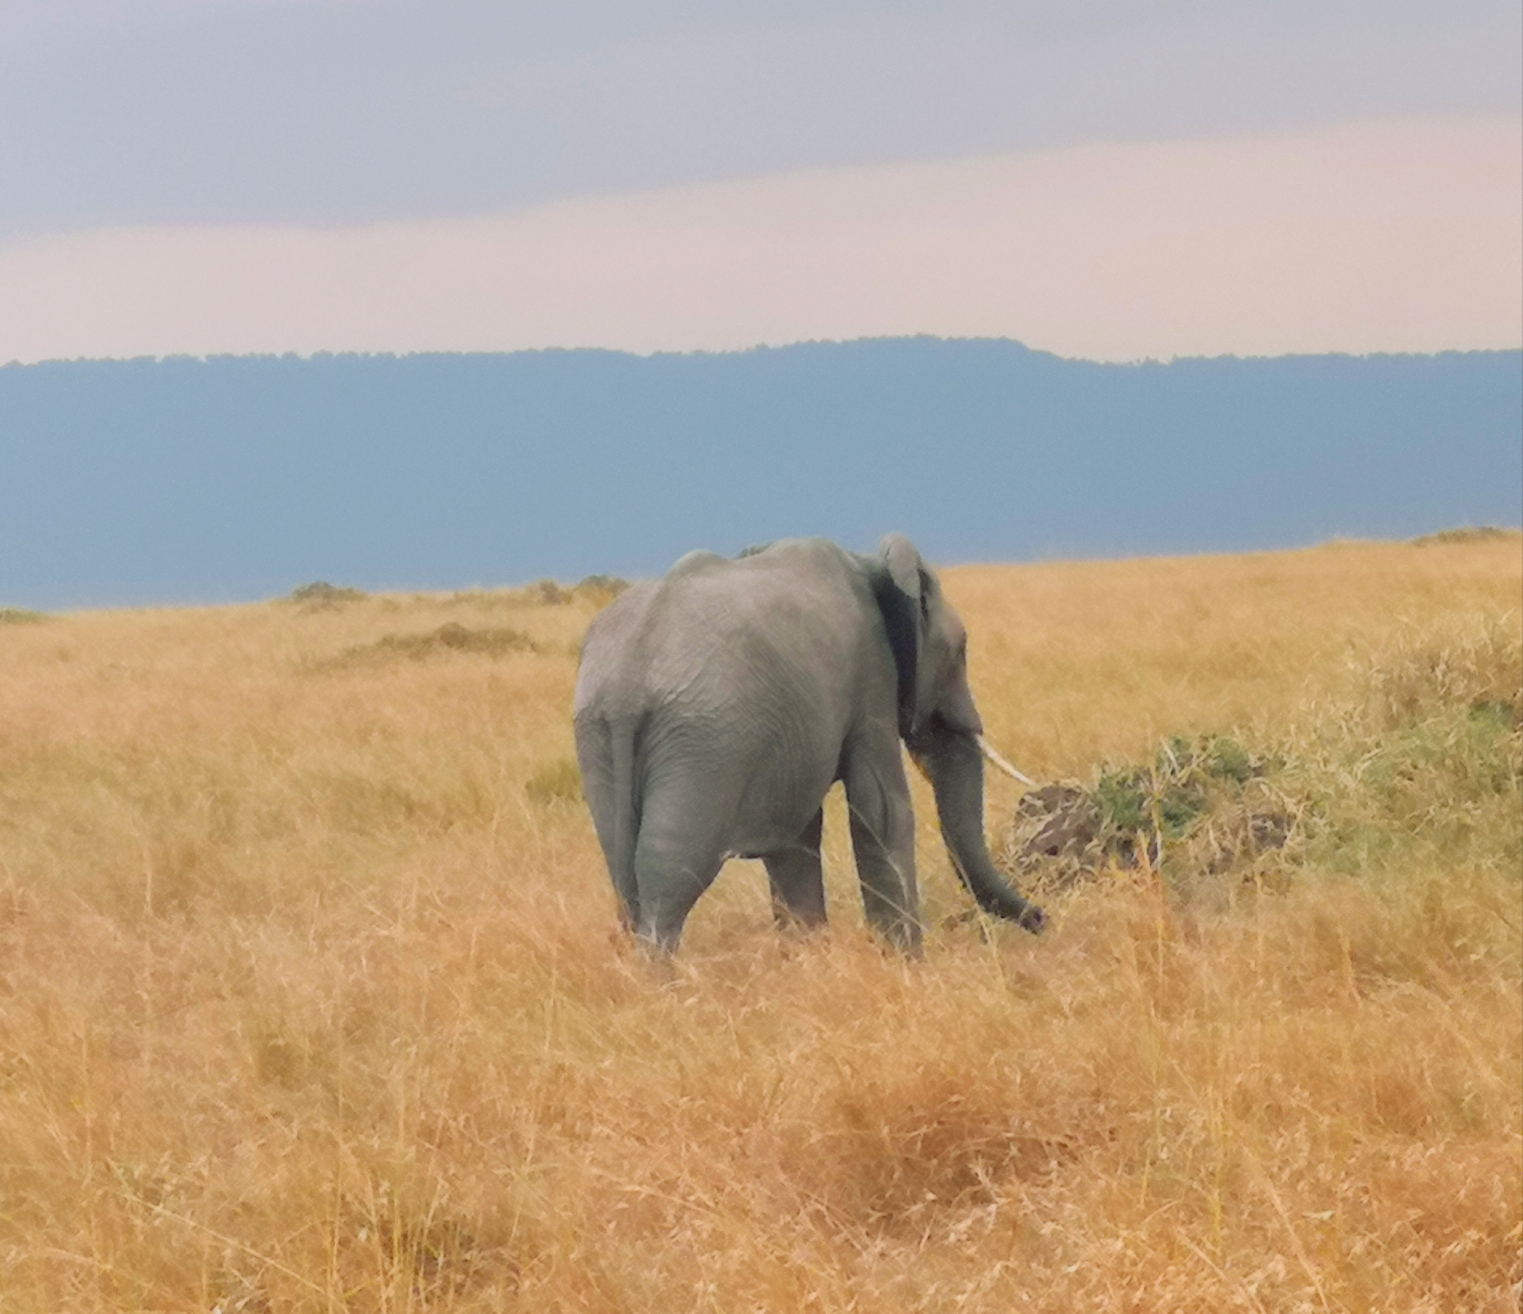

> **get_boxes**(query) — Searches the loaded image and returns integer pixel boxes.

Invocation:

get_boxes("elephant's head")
[875,534,1046,933]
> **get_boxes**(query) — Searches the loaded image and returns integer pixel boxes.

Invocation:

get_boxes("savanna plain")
[0,536,1519,1313]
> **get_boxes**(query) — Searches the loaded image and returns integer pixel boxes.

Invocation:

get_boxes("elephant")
[572,535,1047,953]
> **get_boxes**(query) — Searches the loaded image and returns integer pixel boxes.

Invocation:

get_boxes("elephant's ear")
[875,533,933,738]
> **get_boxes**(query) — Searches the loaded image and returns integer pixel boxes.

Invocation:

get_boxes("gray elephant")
[573,535,1046,953]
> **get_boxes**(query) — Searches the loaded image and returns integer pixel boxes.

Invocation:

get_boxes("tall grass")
[0,538,1518,1311]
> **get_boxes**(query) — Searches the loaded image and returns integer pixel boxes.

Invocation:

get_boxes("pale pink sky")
[1,115,1518,364]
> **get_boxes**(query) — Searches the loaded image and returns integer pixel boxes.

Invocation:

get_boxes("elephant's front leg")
[842,734,923,953]
[763,808,826,931]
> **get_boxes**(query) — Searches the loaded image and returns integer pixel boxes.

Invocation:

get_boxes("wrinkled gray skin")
[573,535,1047,954]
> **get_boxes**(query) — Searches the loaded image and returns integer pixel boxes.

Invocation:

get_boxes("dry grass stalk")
[0,538,1518,1312]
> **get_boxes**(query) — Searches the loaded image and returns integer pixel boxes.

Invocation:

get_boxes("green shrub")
[575,575,630,599]
[286,581,367,610]
[1004,618,1522,898]
[1409,525,1515,547]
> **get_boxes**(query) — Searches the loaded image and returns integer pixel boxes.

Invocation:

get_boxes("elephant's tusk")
[977,736,1038,787]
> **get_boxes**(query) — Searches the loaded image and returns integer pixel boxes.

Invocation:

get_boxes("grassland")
[0,537,1518,1312]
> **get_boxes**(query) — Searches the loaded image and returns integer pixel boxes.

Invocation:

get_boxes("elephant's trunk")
[911,723,1047,933]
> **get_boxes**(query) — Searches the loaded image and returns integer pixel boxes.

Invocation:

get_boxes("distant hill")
[2,339,1519,609]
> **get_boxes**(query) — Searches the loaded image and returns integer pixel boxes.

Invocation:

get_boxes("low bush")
[575,575,630,600]
[1001,616,1521,901]
[316,623,537,669]
[286,580,367,610]
[531,580,573,606]
[1000,734,1295,898]
[1410,525,1516,547]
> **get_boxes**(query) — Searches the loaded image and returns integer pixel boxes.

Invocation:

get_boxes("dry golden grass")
[0,538,1518,1312]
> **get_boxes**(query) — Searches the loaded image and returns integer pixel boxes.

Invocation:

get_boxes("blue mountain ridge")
[2,338,1519,610]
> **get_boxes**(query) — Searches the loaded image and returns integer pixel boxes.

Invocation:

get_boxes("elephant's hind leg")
[630,804,730,954]
[633,849,727,953]
[763,808,826,931]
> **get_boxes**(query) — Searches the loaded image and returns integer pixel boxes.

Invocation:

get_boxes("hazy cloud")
[2,0,1517,235]
[5,118,1517,364]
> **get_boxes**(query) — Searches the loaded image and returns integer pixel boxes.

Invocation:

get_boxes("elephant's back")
[573,579,661,718]
[574,541,871,720]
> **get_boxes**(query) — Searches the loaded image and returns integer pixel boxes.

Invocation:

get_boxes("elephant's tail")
[608,717,641,928]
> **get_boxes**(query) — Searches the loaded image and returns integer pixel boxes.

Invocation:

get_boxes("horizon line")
[7,335,1522,372]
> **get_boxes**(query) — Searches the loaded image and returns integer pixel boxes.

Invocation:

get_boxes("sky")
[1,0,1520,362]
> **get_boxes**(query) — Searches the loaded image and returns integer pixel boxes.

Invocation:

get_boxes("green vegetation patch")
[1001,734,1294,895]
[1410,525,1517,547]
[1002,616,1521,899]
[1306,617,1521,877]
[286,580,368,610]
[575,574,630,599]
[0,607,47,624]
